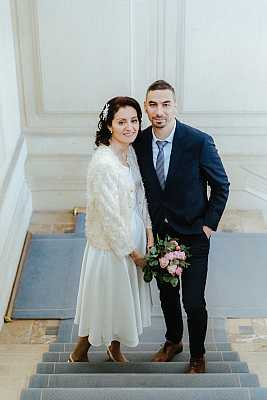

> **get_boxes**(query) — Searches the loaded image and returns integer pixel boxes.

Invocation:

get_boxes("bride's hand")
[129,249,146,269]
[146,228,154,251]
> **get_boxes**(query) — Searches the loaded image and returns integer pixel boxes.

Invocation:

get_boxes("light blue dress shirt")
[152,121,176,180]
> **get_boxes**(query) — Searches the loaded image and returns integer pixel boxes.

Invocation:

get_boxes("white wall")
[0,0,32,328]
[12,0,267,219]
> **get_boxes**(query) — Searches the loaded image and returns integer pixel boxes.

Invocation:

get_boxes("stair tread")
[29,372,259,388]
[57,328,229,341]
[57,318,228,343]
[36,360,249,374]
[20,387,267,400]
[20,319,266,400]
[42,350,240,362]
[49,342,232,352]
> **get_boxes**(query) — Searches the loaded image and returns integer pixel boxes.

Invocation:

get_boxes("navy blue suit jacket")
[133,120,230,235]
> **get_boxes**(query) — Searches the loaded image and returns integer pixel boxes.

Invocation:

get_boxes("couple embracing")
[69,80,230,373]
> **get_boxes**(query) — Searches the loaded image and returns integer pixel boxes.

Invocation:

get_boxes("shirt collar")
[152,120,176,144]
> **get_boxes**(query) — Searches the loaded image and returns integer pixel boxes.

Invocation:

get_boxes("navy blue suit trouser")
[156,222,210,358]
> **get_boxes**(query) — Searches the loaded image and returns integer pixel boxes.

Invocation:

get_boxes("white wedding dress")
[74,164,152,347]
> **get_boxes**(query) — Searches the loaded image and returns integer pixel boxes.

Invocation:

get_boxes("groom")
[133,80,230,373]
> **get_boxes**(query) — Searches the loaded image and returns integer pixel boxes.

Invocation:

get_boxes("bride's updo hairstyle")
[95,96,142,147]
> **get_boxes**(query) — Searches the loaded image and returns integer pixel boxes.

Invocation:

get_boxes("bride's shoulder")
[88,145,118,175]
[90,145,114,164]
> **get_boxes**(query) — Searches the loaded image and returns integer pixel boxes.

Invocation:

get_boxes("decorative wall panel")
[12,0,267,217]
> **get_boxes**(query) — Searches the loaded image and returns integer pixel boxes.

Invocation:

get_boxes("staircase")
[20,317,267,400]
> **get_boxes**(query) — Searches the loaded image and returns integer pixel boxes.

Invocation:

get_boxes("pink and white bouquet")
[143,236,191,287]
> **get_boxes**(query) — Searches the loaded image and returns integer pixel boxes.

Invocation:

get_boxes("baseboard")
[0,182,32,330]
[4,231,32,322]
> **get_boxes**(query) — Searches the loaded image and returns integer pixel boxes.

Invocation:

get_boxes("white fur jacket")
[85,144,152,258]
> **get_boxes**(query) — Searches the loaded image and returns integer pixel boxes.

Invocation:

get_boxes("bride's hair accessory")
[102,103,110,121]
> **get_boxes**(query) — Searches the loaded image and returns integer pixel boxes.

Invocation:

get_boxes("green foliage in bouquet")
[143,235,191,287]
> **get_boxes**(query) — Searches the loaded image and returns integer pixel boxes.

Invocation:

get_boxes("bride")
[69,96,153,363]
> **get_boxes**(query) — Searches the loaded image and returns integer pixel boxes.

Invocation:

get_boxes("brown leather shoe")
[185,356,206,373]
[151,341,183,362]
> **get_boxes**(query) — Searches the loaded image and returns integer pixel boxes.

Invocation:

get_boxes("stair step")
[42,350,240,363]
[49,342,232,352]
[56,318,228,343]
[36,361,249,374]
[28,372,259,388]
[57,328,228,343]
[20,387,267,400]
[56,317,227,334]
[19,318,267,400]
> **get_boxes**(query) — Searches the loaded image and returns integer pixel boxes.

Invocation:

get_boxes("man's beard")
[152,118,167,128]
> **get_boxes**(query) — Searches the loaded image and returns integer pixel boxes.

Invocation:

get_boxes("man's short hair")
[146,80,176,100]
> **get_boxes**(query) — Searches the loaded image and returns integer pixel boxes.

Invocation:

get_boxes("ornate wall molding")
[14,0,267,133]
[10,0,267,215]
[180,0,267,116]
[14,0,151,127]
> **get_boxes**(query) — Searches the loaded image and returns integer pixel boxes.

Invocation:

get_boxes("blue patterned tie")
[156,140,168,190]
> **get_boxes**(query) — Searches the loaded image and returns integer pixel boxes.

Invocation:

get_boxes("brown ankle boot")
[151,341,183,362]
[68,337,90,362]
[185,356,206,373]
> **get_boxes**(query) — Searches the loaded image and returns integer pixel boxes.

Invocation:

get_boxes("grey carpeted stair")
[36,361,249,374]
[56,317,229,343]
[49,341,233,352]
[20,317,267,400]
[42,350,241,362]
[20,387,267,400]
[29,372,259,388]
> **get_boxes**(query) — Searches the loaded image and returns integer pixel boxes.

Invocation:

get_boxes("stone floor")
[0,209,267,399]
[28,208,267,235]
[0,321,57,400]
[28,210,77,234]
[227,318,267,387]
